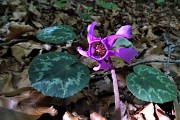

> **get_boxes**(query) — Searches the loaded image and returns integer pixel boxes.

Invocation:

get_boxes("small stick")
[129,60,180,67]
[163,33,172,75]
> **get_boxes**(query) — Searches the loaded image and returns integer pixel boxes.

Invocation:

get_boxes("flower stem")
[108,57,121,120]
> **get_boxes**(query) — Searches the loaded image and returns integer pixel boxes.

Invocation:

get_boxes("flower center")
[91,42,106,58]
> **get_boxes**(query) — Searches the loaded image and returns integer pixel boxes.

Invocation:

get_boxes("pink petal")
[114,48,138,63]
[115,25,132,39]
[77,47,89,57]
[87,21,100,43]
[93,60,110,71]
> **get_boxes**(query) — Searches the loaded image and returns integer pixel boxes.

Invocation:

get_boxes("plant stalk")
[108,57,121,120]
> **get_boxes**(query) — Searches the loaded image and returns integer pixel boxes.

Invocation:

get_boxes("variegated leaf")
[126,65,177,103]
[36,25,76,44]
[28,52,90,98]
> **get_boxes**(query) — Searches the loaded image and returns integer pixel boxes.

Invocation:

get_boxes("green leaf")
[55,2,66,9]
[83,6,93,11]
[169,71,178,78]
[28,52,90,98]
[36,25,76,44]
[126,65,177,103]
[156,0,165,4]
[96,0,118,10]
[52,0,67,9]
[80,13,92,20]
[113,38,133,50]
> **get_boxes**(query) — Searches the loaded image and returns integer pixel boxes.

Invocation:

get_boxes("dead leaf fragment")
[6,23,35,40]
[28,2,41,17]
[13,68,30,89]
[111,56,125,69]
[145,41,164,55]
[12,11,27,20]
[0,89,58,117]
[80,56,98,69]
[116,73,126,88]
[143,55,180,75]
[134,103,171,120]
[63,112,79,120]
[90,112,107,120]
[0,72,14,93]
[11,45,25,63]
[0,106,39,120]
[145,27,159,41]
[8,0,22,6]
[63,111,87,120]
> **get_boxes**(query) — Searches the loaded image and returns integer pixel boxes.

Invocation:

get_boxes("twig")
[165,3,180,118]
[129,60,180,67]
[163,33,173,75]
[172,43,180,48]
[108,57,121,120]
[0,39,29,47]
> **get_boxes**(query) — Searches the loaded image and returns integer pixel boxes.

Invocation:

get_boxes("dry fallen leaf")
[63,112,79,120]
[31,21,43,28]
[0,106,39,120]
[90,112,107,120]
[0,47,8,56]
[134,103,171,120]
[0,0,179,120]
[143,55,180,75]
[91,16,102,23]
[63,111,87,120]
[80,56,98,69]
[12,11,27,21]
[0,89,58,118]
[0,72,14,93]
[11,45,25,63]
[145,41,164,55]
[142,55,167,68]
[6,23,35,40]
[11,42,44,64]
[111,56,125,69]
[116,73,126,88]
[12,68,31,89]
[8,0,22,6]
[28,2,41,17]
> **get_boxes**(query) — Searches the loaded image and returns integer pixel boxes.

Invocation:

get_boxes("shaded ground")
[0,0,180,120]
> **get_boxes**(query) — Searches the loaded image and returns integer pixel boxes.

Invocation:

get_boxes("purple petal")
[77,47,89,57]
[114,48,138,63]
[102,25,132,49]
[102,35,122,49]
[87,21,100,43]
[93,60,110,71]
[115,25,132,39]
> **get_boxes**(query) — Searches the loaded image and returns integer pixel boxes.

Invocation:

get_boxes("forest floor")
[0,0,180,120]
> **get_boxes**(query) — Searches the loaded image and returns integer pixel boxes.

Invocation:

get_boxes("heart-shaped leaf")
[126,65,177,103]
[36,25,76,44]
[28,52,90,98]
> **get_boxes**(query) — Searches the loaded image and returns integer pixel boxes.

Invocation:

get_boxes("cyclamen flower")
[77,21,138,71]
